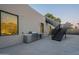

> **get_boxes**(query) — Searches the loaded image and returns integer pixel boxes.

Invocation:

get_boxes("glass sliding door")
[40,23,44,33]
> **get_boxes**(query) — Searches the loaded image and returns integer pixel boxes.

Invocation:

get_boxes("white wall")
[0,4,46,48]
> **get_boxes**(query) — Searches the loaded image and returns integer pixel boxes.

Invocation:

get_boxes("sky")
[30,4,79,25]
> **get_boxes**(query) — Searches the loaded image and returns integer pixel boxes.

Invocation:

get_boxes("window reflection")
[0,11,18,35]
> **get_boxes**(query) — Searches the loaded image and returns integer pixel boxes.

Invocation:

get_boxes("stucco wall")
[0,4,46,48]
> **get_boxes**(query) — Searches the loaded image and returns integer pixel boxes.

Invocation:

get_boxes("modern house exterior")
[0,4,54,48]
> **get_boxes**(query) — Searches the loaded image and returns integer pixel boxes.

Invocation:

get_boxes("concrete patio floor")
[0,35,79,55]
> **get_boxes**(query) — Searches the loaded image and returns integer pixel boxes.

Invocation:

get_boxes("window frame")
[0,10,19,36]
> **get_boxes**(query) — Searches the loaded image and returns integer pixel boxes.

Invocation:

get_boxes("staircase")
[52,28,66,41]
[45,17,67,41]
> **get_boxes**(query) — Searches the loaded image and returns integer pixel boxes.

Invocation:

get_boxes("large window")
[0,10,19,36]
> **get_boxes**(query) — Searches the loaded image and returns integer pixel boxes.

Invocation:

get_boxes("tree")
[64,22,73,29]
[45,13,56,19]
[55,18,61,23]
[45,13,61,23]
